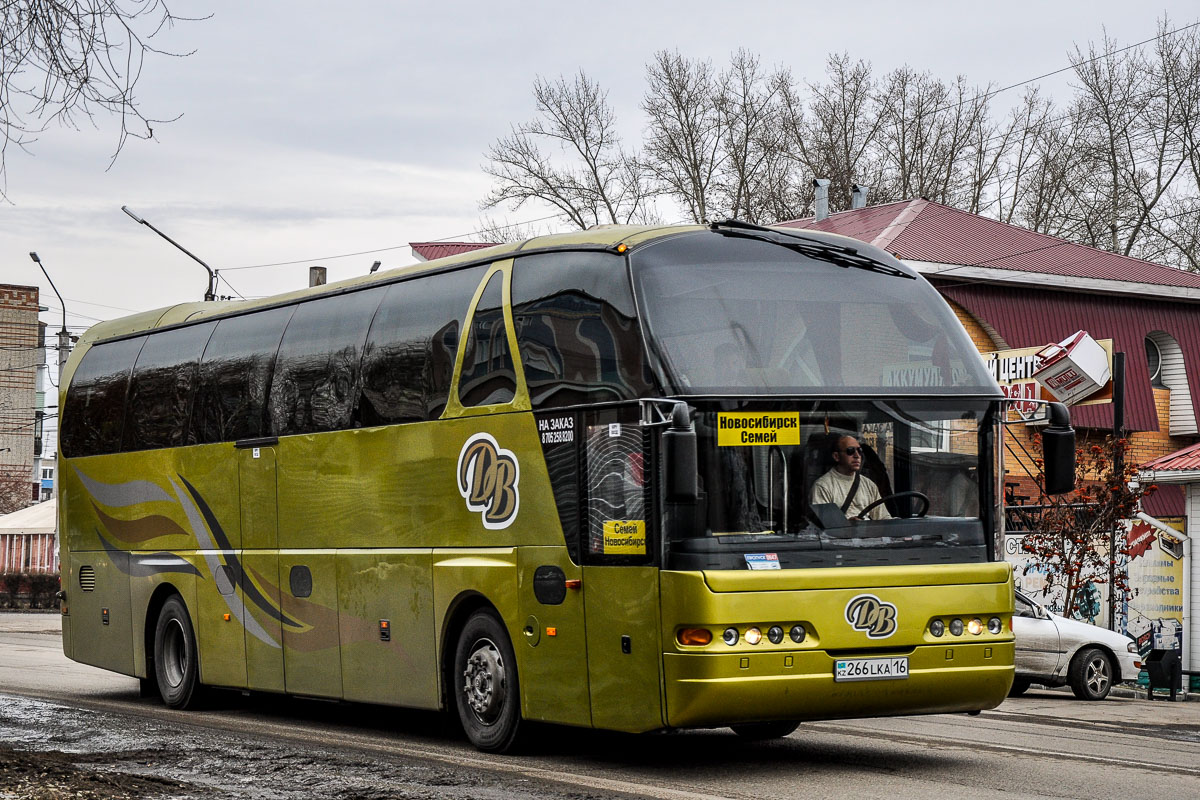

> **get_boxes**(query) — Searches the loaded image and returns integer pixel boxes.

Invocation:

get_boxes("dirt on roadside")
[0,744,193,799]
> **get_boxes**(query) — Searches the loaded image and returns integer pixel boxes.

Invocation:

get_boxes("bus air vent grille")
[78,566,96,592]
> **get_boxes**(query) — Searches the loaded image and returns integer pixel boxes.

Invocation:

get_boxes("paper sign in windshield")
[602,520,646,554]
[717,412,801,446]
[744,553,781,570]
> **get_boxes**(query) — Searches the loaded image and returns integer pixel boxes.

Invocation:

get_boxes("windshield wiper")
[708,218,914,280]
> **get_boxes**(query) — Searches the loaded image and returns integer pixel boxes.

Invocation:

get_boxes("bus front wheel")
[454,610,522,753]
[153,595,202,709]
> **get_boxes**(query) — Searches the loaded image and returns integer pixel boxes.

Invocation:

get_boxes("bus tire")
[730,720,800,740]
[454,610,522,753]
[1008,677,1032,697]
[153,595,203,709]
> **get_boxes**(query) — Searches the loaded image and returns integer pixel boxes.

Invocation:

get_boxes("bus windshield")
[630,231,996,395]
[666,398,995,570]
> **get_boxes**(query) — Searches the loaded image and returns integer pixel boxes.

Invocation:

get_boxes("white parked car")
[1011,590,1142,700]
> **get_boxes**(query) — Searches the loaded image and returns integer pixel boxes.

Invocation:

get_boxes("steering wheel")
[856,490,930,519]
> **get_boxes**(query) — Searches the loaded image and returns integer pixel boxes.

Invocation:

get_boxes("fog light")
[677,628,712,646]
[949,618,964,636]
[723,627,739,646]
[745,627,762,645]
[967,618,984,635]
[988,617,1002,634]
[930,619,945,637]
[789,624,806,643]
[767,625,784,644]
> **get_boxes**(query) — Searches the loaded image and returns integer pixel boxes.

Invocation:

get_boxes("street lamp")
[121,205,217,301]
[28,252,71,384]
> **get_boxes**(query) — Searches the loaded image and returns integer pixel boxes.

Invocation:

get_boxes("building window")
[40,468,53,481]
[1145,336,1165,388]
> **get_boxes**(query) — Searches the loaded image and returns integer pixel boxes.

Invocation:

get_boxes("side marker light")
[677,628,713,646]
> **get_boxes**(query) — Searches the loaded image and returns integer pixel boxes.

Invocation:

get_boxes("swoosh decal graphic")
[97,532,201,579]
[72,467,173,507]
[176,475,301,631]
[91,503,191,543]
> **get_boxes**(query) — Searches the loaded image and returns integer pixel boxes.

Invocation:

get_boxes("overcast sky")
[3,0,1198,341]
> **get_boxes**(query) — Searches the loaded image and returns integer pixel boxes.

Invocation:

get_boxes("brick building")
[0,283,41,513]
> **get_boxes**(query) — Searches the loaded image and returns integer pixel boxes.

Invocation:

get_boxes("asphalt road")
[3,611,1198,799]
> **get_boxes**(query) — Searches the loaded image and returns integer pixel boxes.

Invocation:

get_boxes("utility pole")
[1108,351,1126,631]
[121,206,217,301]
[28,252,70,384]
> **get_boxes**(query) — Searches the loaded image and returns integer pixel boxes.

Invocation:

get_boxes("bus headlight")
[949,618,964,636]
[789,624,806,643]
[723,627,739,646]
[767,625,784,644]
[967,618,984,635]
[988,617,1003,634]
[929,619,945,637]
[745,627,762,645]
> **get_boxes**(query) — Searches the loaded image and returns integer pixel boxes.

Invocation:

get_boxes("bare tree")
[641,50,724,223]
[711,50,785,223]
[481,70,653,230]
[873,69,992,208]
[0,0,197,195]
[782,53,884,213]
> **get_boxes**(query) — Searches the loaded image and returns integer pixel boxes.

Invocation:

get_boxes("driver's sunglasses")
[842,447,864,456]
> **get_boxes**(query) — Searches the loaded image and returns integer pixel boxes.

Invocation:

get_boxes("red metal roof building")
[410,241,495,262]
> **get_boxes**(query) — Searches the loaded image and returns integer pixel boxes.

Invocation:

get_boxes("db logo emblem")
[457,433,520,529]
[845,594,898,638]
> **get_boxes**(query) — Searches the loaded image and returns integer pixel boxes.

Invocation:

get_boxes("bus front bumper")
[663,641,1013,728]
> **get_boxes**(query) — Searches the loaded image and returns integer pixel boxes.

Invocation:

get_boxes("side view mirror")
[663,402,697,503]
[1041,402,1075,494]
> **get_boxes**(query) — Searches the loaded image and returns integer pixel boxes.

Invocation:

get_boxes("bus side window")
[192,305,295,444]
[511,251,656,409]
[360,266,486,425]
[267,288,385,436]
[62,337,145,457]
[458,270,516,407]
[121,322,216,452]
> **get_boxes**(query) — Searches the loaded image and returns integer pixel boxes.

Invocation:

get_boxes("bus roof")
[79,224,712,347]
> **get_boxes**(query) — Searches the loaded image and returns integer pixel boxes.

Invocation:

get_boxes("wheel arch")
[143,582,190,680]
[439,590,501,710]
[1073,643,1121,681]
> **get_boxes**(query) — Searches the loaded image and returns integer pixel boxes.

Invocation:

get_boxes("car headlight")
[1127,641,1137,654]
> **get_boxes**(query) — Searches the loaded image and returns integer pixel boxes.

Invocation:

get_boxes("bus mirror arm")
[1041,401,1076,495]
[664,402,698,504]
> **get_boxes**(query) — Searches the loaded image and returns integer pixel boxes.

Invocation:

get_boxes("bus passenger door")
[238,441,284,693]
[517,547,590,727]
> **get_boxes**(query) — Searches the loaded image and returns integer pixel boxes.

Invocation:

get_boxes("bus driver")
[811,435,891,520]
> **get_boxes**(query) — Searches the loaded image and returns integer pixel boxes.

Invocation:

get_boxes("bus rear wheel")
[454,610,522,753]
[154,595,203,709]
[730,720,800,740]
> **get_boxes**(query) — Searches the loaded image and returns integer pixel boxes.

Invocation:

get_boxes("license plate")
[833,657,909,682]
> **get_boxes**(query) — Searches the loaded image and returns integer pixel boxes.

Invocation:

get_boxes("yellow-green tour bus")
[58,221,1074,752]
